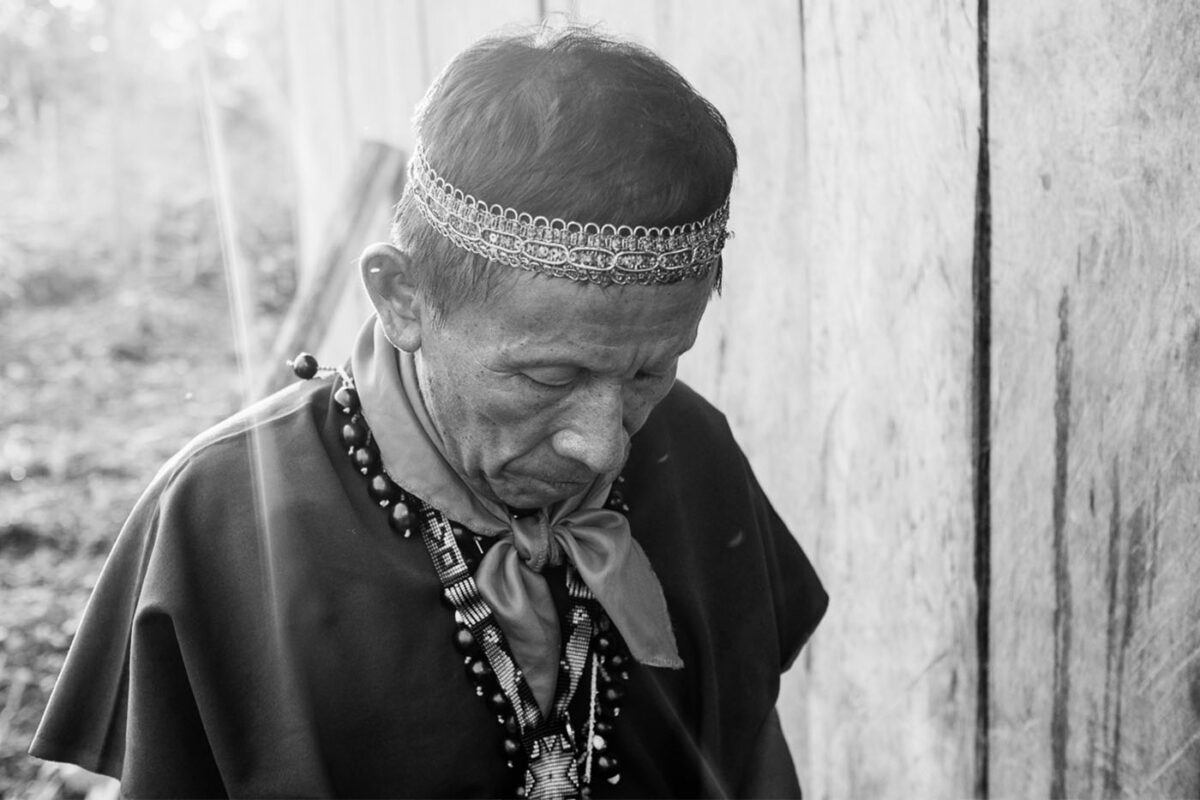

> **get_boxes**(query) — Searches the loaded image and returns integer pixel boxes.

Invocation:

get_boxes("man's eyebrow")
[492,347,570,365]
[488,351,585,374]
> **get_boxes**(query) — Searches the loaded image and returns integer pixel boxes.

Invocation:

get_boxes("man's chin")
[493,477,591,511]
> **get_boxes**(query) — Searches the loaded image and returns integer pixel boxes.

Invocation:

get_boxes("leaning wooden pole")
[256,142,407,397]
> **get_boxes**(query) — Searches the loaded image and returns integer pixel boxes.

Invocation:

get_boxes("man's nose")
[550,381,628,476]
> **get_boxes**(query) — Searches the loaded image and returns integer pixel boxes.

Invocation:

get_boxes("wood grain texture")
[796,4,980,797]
[990,2,1200,797]
[281,0,357,290]
[339,0,422,148]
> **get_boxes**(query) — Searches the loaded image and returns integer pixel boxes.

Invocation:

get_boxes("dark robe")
[30,376,828,798]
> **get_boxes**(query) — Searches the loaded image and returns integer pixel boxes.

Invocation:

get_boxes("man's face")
[413,270,711,509]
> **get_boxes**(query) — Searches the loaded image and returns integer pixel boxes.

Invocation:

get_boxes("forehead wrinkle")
[464,269,710,372]
[494,325,695,379]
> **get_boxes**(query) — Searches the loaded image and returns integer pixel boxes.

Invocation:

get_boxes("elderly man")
[31,27,826,799]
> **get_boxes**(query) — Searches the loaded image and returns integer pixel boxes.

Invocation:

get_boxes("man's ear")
[360,243,424,352]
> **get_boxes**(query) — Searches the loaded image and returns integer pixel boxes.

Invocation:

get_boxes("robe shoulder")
[28,378,352,793]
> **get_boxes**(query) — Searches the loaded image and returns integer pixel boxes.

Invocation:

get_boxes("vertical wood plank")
[281,0,355,290]
[285,1,430,356]
[798,4,979,797]
[340,0,419,147]
[990,3,1200,797]
[330,1,426,344]
[416,0,543,79]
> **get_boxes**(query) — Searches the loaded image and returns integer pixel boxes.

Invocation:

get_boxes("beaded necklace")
[292,355,631,799]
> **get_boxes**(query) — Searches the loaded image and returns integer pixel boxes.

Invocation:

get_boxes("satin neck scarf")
[350,318,682,712]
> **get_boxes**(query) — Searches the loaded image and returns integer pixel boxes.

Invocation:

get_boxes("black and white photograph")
[1,1,1197,798]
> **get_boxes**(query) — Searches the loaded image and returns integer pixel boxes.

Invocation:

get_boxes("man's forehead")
[448,269,710,355]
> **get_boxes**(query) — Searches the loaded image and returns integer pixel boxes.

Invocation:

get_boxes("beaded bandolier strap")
[290,357,632,800]
[402,142,731,287]
[419,503,607,799]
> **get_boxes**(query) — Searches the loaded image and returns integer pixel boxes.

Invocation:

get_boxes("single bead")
[487,691,509,713]
[596,616,612,633]
[608,652,628,669]
[594,719,614,737]
[514,787,526,798]
[595,635,613,654]
[603,685,625,704]
[352,447,380,475]
[607,489,624,508]
[291,353,318,379]
[368,474,402,505]
[502,715,519,735]
[454,627,476,653]
[466,659,492,682]
[606,774,621,786]
[388,501,412,535]
[502,737,522,758]
[341,421,367,448]
[333,385,359,413]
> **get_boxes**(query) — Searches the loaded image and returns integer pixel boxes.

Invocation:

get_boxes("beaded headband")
[401,142,731,286]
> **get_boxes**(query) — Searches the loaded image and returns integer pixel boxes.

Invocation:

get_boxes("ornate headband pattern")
[401,142,731,286]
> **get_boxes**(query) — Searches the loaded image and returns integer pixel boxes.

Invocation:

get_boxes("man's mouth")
[525,474,590,490]
[493,472,594,508]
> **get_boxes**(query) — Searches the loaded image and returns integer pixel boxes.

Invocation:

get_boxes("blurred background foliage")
[0,0,297,793]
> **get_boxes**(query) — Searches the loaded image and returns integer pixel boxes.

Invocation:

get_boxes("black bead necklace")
[293,355,633,799]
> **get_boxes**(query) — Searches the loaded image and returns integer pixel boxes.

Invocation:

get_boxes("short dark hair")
[390,25,738,317]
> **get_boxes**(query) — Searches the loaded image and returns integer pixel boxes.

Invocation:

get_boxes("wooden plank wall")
[990,2,1200,798]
